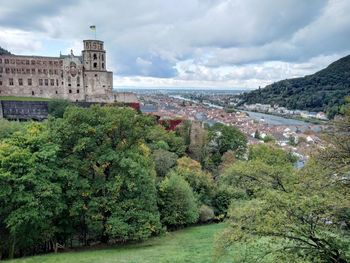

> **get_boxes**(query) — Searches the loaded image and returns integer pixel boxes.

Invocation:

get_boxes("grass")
[0,96,51,101]
[8,223,229,263]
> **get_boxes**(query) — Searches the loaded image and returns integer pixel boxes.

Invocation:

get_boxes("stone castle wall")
[0,39,115,103]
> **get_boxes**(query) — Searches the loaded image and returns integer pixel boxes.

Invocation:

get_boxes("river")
[243,111,311,126]
[170,95,312,126]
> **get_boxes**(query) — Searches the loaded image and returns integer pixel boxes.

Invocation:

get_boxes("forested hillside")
[0,46,11,55]
[239,55,350,118]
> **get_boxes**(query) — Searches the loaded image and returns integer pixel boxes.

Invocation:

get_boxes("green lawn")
[0,96,51,101]
[8,223,229,263]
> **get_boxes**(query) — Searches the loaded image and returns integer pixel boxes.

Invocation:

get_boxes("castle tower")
[82,40,106,71]
[82,40,113,102]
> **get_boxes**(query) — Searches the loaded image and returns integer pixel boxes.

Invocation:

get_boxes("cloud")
[0,0,350,88]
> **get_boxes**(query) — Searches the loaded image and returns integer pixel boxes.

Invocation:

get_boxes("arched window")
[93,53,97,60]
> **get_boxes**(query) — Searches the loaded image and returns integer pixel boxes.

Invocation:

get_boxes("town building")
[0,39,137,104]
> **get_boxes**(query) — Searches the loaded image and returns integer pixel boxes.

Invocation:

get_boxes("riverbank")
[239,108,327,125]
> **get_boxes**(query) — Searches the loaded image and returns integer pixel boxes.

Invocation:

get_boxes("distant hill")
[239,55,350,118]
[0,46,11,55]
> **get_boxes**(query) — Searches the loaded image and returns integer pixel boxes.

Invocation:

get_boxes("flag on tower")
[90,25,96,31]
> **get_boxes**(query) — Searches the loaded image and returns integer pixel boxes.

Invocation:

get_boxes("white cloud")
[1,0,350,89]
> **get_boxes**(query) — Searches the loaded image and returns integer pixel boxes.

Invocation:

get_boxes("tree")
[218,163,349,263]
[48,106,161,243]
[248,144,297,166]
[145,125,186,156]
[207,123,247,170]
[176,157,215,206]
[0,122,63,258]
[216,136,350,262]
[158,173,198,229]
[218,150,236,174]
[0,119,23,139]
[151,149,178,177]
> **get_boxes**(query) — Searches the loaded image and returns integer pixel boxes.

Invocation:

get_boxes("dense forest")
[0,103,349,262]
[0,46,11,55]
[239,55,350,118]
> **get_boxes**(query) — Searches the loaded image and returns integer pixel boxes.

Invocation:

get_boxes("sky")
[0,0,349,90]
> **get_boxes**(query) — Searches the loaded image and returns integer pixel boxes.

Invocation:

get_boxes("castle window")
[5,59,9,64]
[55,90,58,94]
[68,84,71,87]
[32,91,34,96]
[0,80,2,86]
[31,60,35,65]
[69,89,72,93]
[18,79,23,86]
[0,67,2,73]
[49,61,53,65]
[102,63,104,69]
[26,60,29,65]
[31,68,35,74]
[6,68,10,73]
[21,68,25,74]
[68,76,71,83]
[93,63,97,68]
[94,74,98,77]
[26,69,30,74]
[40,89,43,94]
[43,61,47,66]
[43,69,47,74]
[38,69,42,74]
[45,79,48,86]
[56,79,59,86]
[39,79,43,86]
[0,58,2,63]
[93,54,97,60]
[77,89,80,93]
[28,79,32,86]
[9,78,13,85]
[50,79,54,86]
[54,69,58,74]
[101,54,104,61]
[49,69,53,74]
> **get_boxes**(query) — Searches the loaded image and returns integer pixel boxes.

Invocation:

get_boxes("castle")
[0,39,137,104]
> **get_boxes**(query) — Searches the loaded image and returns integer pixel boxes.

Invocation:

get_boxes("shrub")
[198,205,215,223]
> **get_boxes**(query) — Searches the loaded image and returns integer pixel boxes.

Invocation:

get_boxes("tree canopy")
[239,54,350,118]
